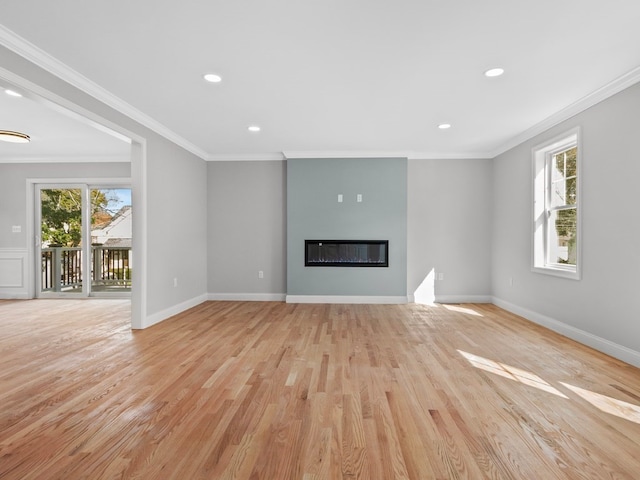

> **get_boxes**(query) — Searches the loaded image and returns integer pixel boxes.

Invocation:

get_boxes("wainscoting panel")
[0,249,29,299]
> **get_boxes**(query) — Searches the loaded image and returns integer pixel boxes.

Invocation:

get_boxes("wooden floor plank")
[0,299,639,479]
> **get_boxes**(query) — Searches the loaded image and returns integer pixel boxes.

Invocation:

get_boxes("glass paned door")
[38,187,86,296]
[36,185,132,297]
[90,188,132,294]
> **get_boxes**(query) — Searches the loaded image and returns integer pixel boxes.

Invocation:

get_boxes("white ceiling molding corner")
[283,150,409,160]
[0,24,208,161]
[406,152,494,161]
[206,152,286,162]
[0,155,131,164]
[489,65,640,159]
[282,151,492,160]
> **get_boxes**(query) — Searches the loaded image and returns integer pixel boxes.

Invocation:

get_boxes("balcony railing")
[41,245,132,293]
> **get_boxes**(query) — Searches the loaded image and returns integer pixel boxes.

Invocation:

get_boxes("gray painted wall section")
[208,161,286,295]
[492,81,640,357]
[146,139,208,314]
[407,158,493,302]
[287,157,407,297]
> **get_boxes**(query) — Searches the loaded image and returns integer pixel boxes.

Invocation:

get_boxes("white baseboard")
[208,293,286,302]
[142,293,209,329]
[286,295,409,304]
[435,294,493,304]
[0,292,30,299]
[492,296,640,368]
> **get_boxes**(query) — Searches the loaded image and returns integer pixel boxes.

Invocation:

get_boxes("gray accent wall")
[208,161,286,295]
[492,81,640,357]
[287,157,407,297]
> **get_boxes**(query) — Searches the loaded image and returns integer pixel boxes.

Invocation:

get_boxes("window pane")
[565,147,577,177]
[90,188,132,293]
[40,188,83,293]
[548,208,577,265]
[565,176,577,205]
[550,179,567,207]
[550,146,577,208]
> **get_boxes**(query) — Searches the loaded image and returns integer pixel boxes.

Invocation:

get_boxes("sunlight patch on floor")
[443,304,483,317]
[458,350,567,398]
[561,382,640,424]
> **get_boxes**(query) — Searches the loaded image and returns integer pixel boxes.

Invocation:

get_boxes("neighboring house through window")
[532,127,581,279]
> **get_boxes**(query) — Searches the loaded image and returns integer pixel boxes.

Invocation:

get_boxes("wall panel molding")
[0,248,29,299]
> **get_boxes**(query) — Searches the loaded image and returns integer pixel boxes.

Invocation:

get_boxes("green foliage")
[41,189,110,247]
[110,268,132,281]
[553,146,578,265]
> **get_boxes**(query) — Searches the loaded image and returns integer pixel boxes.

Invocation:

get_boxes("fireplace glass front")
[305,240,388,267]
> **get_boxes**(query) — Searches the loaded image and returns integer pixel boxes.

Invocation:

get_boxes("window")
[532,128,581,279]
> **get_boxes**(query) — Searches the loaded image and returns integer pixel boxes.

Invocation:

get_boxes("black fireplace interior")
[305,240,388,267]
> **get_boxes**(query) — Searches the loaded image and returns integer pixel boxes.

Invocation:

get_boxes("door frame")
[2,65,147,328]
[28,178,132,299]
[33,181,132,298]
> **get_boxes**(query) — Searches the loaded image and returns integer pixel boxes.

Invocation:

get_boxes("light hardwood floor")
[0,299,639,479]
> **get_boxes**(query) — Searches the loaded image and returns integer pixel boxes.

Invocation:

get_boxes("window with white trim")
[532,128,581,279]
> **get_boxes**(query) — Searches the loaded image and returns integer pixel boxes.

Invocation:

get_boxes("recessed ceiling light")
[0,130,30,143]
[5,89,22,97]
[203,73,222,83]
[248,125,261,133]
[484,68,505,77]
[438,123,451,129]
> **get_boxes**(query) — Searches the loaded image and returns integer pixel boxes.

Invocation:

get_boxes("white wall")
[492,82,640,366]
[408,158,493,303]
[207,161,286,299]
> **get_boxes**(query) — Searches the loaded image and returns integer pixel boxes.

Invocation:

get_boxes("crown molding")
[4,25,639,163]
[490,65,640,158]
[0,25,208,161]
[206,152,285,162]
[282,150,491,160]
[0,155,130,164]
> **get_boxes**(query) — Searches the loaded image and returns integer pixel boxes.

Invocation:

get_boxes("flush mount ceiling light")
[438,123,452,129]
[484,67,505,77]
[5,89,22,97]
[247,125,261,132]
[0,130,30,143]
[203,73,222,83]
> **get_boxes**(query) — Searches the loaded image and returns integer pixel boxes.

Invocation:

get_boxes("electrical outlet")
[173,277,178,287]
[12,225,21,233]
[258,270,264,279]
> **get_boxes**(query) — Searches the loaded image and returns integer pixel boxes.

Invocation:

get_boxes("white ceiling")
[0,86,131,163]
[1,0,640,161]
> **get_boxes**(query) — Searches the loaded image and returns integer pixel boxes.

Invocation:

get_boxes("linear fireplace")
[305,240,388,267]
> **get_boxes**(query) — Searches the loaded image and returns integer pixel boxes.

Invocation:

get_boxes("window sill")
[532,265,581,280]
